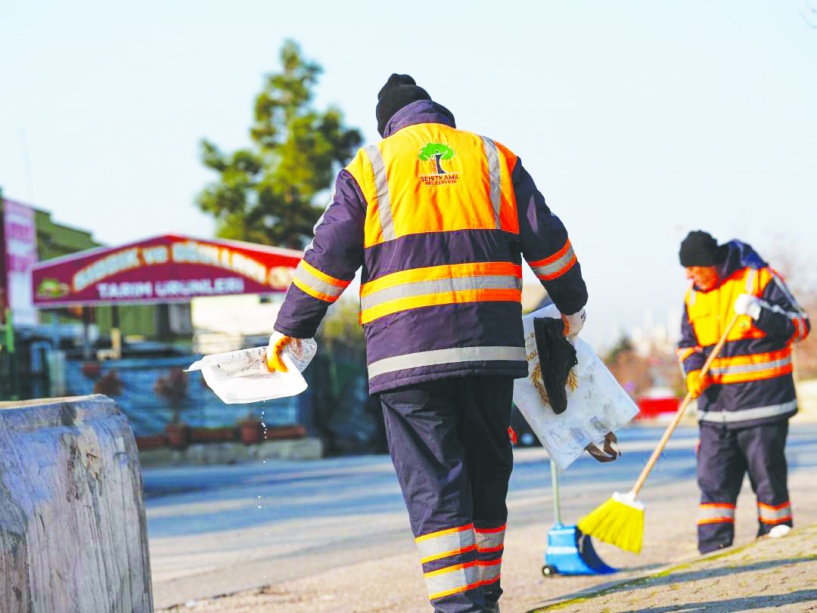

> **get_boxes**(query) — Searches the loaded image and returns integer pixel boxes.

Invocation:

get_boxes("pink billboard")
[1,199,39,324]
[31,234,303,307]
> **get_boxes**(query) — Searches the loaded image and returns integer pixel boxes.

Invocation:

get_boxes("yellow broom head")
[577,491,645,554]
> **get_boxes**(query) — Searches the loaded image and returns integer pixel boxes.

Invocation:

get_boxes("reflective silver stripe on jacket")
[293,261,346,299]
[480,136,502,228]
[708,356,792,377]
[530,243,576,279]
[697,504,735,523]
[360,275,522,312]
[425,563,479,601]
[698,400,797,423]
[364,145,395,242]
[758,502,792,523]
[416,527,476,564]
[745,268,756,292]
[368,346,526,379]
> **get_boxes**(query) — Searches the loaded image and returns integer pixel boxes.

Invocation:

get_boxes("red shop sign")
[31,234,302,307]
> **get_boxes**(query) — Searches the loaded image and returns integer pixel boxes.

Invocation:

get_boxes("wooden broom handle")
[631,313,739,497]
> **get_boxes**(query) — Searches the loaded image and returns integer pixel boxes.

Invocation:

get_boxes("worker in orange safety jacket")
[677,230,810,554]
[268,74,588,612]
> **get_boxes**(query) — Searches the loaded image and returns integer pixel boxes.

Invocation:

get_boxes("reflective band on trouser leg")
[416,525,481,601]
[529,239,577,281]
[475,524,505,587]
[291,260,350,303]
[697,503,736,525]
[480,136,502,229]
[364,145,395,242]
[758,501,792,525]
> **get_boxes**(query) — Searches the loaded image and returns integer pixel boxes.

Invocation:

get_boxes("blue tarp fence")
[64,356,301,437]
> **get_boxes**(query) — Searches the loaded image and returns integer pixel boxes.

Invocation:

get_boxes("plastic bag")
[186,338,317,404]
[513,305,639,470]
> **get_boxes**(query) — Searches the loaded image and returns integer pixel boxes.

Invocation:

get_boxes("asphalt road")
[144,423,817,609]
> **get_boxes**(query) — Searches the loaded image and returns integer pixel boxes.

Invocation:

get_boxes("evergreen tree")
[197,41,362,248]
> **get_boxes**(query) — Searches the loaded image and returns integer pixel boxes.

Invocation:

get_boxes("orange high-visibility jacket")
[678,240,810,427]
[275,100,587,393]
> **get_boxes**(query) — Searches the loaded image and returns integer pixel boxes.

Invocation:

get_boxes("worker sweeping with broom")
[578,231,810,555]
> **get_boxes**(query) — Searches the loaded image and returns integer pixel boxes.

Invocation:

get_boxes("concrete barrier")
[0,395,152,612]
[138,436,324,467]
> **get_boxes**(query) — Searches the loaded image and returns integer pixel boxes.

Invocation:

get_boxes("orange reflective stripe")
[758,501,791,511]
[710,364,793,385]
[475,524,505,552]
[361,288,521,325]
[416,524,474,545]
[476,559,501,585]
[698,518,736,525]
[529,239,577,281]
[420,545,478,565]
[758,500,792,524]
[425,561,481,601]
[424,561,479,580]
[292,278,340,303]
[416,524,478,564]
[697,503,735,525]
[677,347,699,363]
[361,262,522,297]
[711,348,791,369]
[709,348,793,384]
[299,260,351,289]
[290,260,351,304]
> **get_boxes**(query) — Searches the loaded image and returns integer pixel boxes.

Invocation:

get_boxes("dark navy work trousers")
[697,421,791,554]
[379,375,514,613]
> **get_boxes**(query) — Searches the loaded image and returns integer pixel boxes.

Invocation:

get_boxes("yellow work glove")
[686,370,709,399]
[266,332,294,373]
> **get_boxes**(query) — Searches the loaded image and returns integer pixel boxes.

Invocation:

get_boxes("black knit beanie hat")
[679,230,724,267]
[376,74,431,137]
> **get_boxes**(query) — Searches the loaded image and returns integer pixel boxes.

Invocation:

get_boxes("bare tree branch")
[802,0,817,28]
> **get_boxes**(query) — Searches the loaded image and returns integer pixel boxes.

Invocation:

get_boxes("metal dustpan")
[542,460,616,577]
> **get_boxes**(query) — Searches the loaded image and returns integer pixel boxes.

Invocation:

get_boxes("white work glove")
[266,331,295,373]
[561,308,586,340]
[734,294,761,320]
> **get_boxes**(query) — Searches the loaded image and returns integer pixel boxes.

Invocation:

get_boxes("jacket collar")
[382,100,457,138]
[717,240,768,281]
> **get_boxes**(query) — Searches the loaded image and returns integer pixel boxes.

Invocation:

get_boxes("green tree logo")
[419,143,455,175]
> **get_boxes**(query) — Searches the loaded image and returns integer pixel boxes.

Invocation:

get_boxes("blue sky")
[2,0,816,348]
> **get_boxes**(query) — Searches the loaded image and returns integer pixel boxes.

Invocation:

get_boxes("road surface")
[144,423,817,610]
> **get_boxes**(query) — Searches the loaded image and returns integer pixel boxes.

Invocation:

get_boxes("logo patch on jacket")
[418,142,459,186]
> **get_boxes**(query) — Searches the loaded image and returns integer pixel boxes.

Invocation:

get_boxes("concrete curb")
[138,436,323,467]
